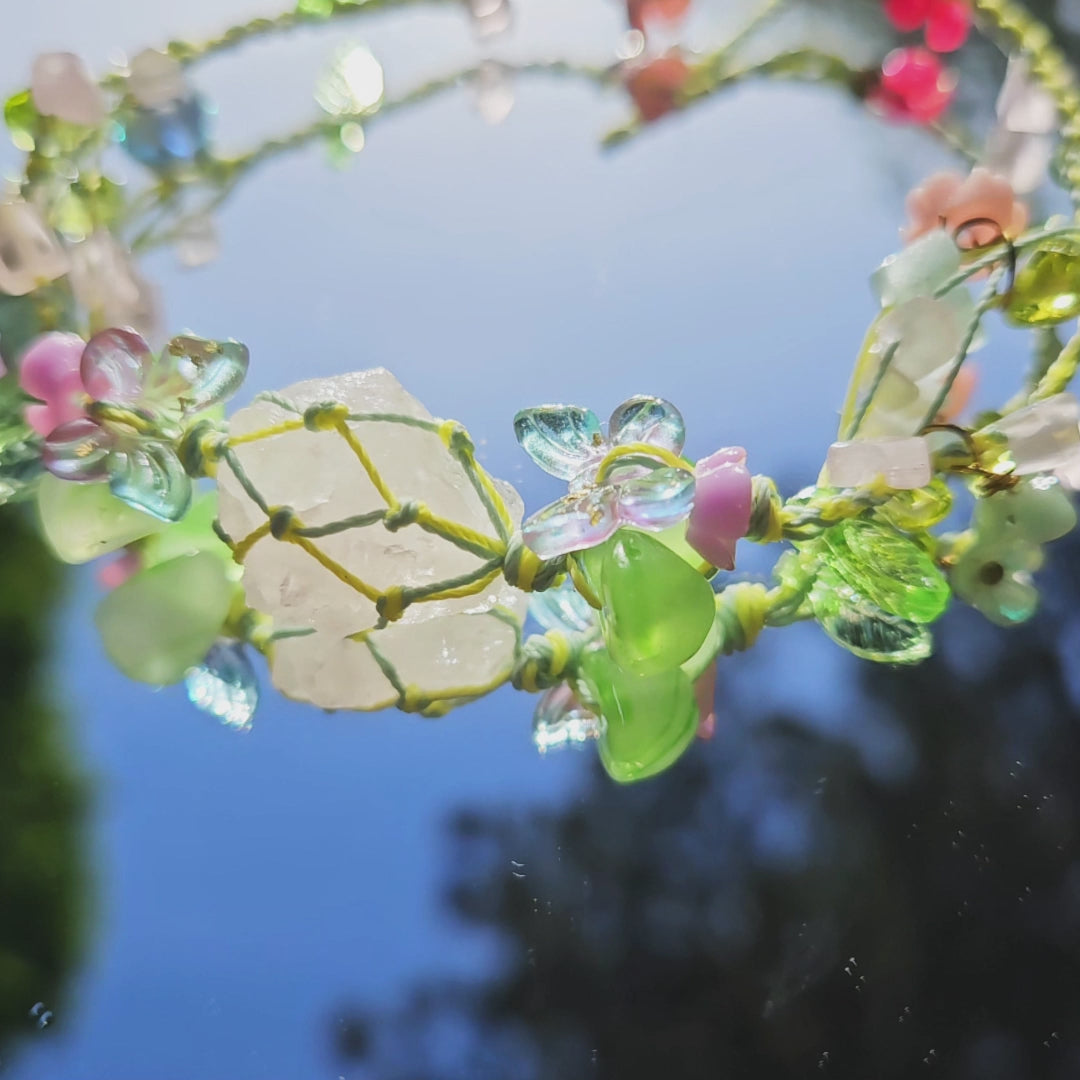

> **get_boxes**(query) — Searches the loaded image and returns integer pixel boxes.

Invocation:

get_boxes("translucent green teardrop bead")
[37,473,165,564]
[598,529,716,676]
[811,563,932,663]
[95,551,233,685]
[820,518,949,624]
[1007,243,1080,326]
[581,649,698,783]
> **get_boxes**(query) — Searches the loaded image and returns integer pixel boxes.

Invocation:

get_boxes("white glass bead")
[986,392,1080,476]
[30,52,106,127]
[0,201,69,296]
[127,48,187,109]
[826,436,932,490]
[67,230,160,339]
[466,0,512,37]
[471,61,515,125]
[175,214,220,268]
[871,231,961,307]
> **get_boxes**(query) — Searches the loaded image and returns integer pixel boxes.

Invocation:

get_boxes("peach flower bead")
[904,167,1029,247]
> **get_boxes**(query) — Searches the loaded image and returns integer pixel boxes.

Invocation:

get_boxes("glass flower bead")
[950,538,1041,627]
[982,393,1080,476]
[972,475,1077,547]
[532,683,603,753]
[1007,243,1080,326]
[185,640,259,731]
[39,328,249,521]
[216,370,527,713]
[905,168,1028,247]
[515,395,694,560]
[0,201,69,297]
[870,48,955,126]
[818,518,950,624]
[826,436,931,490]
[595,529,716,676]
[30,52,105,128]
[95,551,235,684]
[684,446,751,570]
[19,331,88,436]
[580,647,698,784]
[528,578,597,634]
[117,94,209,172]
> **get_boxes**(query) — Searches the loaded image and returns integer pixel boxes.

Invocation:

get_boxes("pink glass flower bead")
[685,447,752,571]
[19,332,90,437]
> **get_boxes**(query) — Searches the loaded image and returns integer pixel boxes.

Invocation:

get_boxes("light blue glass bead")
[117,95,209,171]
[186,640,259,731]
[513,404,603,480]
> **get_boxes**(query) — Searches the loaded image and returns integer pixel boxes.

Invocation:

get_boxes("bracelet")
[3,0,1080,785]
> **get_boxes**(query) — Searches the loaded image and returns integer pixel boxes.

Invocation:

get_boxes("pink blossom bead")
[18,332,89,437]
[694,662,718,740]
[97,549,142,590]
[685,447,752,571]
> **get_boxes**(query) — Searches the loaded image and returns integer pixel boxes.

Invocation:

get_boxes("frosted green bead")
[95,551,232,685]
[581,649,698,783]
[1007,243,1080,326]
[820,518,949,624]
[598,529,716,676]
[811,564,932,663]
[973,475,1077,546]
[139,492,233,571]
[950,538,1040,627]
[37,472,165,564]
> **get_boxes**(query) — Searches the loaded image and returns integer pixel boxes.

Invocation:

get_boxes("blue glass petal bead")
[617,465,696,530]
[108,440,193,522]
[532,683,602,753]
[513,404,604,480]
[607,395,685,455]
[165,334,250,413]
[528,578,597,633]
[186,640,259,731]
[117,94,209,172]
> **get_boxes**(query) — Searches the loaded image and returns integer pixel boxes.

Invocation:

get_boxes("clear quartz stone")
[127,48,187,109]
[0,201,69,296]
[217,370,528,711]
[471,61,515,125]
[826,436,931,490]
[30,52,106,127]
[986,392,1080,476]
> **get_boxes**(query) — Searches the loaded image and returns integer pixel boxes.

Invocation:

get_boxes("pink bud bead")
[19,332,89,436]
[685,447,752,571]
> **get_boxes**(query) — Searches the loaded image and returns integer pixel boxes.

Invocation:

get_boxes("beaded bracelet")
[2,0,1080,784]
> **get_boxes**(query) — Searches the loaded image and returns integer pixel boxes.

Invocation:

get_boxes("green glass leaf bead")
[1007,243,1080,326]
[875,478,953,531]
[95,551,233,684]
[37,472,165,564]
[652,519,718,577]
[811,563,932,663]
[4,90,38,152]
[580,648,698,783]
[138,491,234,573]
[820,518,949,624]
[973,475,1077,546]
[598,529,716,676]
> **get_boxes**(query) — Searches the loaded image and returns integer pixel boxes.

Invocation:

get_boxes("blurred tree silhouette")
[341,528,1080,1080]
[0,506,86,1062]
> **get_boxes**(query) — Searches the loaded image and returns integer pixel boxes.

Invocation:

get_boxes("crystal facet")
[532,683,603,753]
[582,648,698,783]
[186,640,259,731]
[1007,244,1080,326]
[819,518,949,623]
[826,436,932,490]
